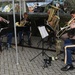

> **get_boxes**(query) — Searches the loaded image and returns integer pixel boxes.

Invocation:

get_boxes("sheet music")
[38,26,49,39]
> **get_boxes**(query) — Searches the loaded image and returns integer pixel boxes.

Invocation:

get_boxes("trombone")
[56,17,75,38]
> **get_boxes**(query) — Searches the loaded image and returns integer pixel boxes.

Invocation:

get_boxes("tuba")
[47,8,55,22]
[47,5,59,22]
[47,5,60,30]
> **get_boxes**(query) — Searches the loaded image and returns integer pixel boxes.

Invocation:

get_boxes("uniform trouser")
[64,39,75,65]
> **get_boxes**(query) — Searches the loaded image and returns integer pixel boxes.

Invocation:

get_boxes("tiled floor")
[0,36,75,75]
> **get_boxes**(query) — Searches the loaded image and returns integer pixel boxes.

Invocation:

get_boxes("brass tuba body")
[47,5,59,22]
[47,8,55,22]
[47,5,60,30]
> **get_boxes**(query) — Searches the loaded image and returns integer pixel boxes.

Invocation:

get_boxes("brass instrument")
[55,17,75,57]
[15,20,27,27]
[47,8,55,22]
[56,17,75,38]
[47,5,59,22]
[47,5,60,30]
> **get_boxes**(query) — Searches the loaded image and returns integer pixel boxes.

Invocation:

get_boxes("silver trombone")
[56,17,75,38]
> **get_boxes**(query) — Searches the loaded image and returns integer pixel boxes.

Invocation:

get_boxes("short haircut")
[70,10,75,14]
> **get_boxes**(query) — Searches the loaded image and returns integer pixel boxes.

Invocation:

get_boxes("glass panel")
[26,2,50,13]
[0,2,20,13]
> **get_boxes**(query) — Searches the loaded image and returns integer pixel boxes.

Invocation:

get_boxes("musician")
[0,16,12,51]
[18,12,31,45]
[61,10,75,71]
[46,5,60,45]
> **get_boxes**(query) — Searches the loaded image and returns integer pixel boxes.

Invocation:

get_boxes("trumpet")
[56,17,75,38]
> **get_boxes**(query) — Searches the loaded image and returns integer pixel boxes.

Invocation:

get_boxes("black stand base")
[30,38,52,68]
[43,57,52,68]
[30,50,52,68]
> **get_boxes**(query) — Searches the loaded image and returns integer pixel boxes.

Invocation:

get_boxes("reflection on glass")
[0,2,20,13]
[26,2,50,13]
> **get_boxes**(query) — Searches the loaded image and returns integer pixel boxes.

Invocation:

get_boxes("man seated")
[61,10,75,71]
[45,5,60,46]
[0,16,12,51]
[17,12,31,46]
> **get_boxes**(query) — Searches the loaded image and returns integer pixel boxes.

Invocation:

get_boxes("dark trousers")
[64,39,75,65]
[7,33,13,46]
[18,30,31,44]
[0,33,13,49]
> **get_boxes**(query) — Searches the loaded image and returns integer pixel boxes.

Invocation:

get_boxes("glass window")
[0,2,20,13]
[26,2,50,13]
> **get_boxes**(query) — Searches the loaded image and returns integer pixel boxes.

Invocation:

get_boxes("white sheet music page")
[38,26,49,39]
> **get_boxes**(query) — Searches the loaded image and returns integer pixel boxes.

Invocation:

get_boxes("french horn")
[15,20,27,27]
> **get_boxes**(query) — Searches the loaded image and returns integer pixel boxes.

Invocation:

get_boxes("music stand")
[30,26,52,68]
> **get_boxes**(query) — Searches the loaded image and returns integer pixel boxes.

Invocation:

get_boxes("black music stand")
[30,26,52,68]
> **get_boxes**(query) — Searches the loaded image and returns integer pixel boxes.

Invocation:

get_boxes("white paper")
[38,26,49,39]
